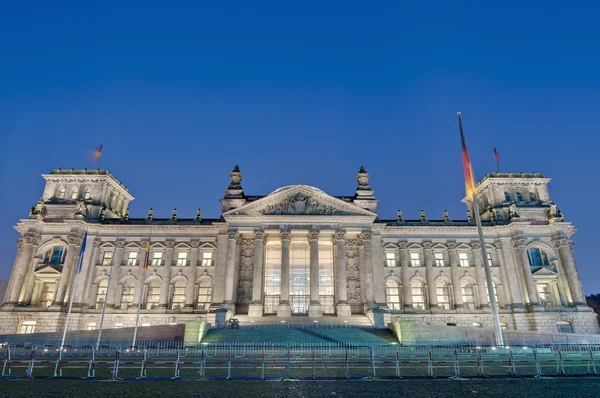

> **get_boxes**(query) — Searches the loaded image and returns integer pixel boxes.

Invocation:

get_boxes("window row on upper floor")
[503,190,538,203]
[98,250,214,267]
[56,186,92,200]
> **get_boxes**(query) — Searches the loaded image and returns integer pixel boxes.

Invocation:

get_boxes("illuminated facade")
[1,166,599,336]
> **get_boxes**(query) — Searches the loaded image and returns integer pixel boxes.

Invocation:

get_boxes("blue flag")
[76,231,88,274]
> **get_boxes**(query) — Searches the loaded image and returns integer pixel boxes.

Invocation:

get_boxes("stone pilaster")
[222,230,238,312]
[278,230,292,317]
[106,239,126,308]
[360,231,376,310]
[248,230,265,317]
[53,234,81,306]
[398,242,412,309]
[4,234,39,306]
[470,242,489,308]
[423,242,438,309]
[499,236,526,310]
[446,242,464,309]
[554,237,586,306]
[158,239,175,309]
[308,230,322,317]
[512,237,541,309]
[334,230,351,316]
[183,239,200,311]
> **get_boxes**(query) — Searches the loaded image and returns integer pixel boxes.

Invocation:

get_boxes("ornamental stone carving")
[494,240,502,249]
[227,229,239,240]
[75,200,88,218]
[552,237,569,248]
[397,241,409,250]
[345,239,362,303]
[333,230,346,242]
[470,242,481,249]
[67,234,83,246]
[446,242,457,250]
[240,239,255,258]
[422,241,433,250]
[115,239,126,249]
[237,239,254,305]
[512,237,527,248]
[345,239,360,257]
[359,231,372,241]
[307,230,320,241]
[280,230,291,240]
[24,233,40,246]
[190,239,201,249]
[164,239,175,249]
[16,237,24,250]
[260,193,346,216]
[254,229,265,240]
[94,238,102,248]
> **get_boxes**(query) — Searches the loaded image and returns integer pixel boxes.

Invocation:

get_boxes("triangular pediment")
[34,265,62,276]
[223,185,375,219]
[532,267,557,276]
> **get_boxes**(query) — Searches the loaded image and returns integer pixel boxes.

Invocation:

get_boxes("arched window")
[197,278,213,310]
[504,192,511,202]
[95,279,109,309]
[461,279,477,309]
[44,246,67,265]
[120,279,135,309]
[170,279,186,310]
[528,248,550,266]
[57,187,66,199]
[411,279,427,310]
[386,279,401,310]
[516,192,524,202]
[529,192,537,202]
[145,279,161,309]
[436,280,452,310]
[84,188,91,200]
[70,189,78,200]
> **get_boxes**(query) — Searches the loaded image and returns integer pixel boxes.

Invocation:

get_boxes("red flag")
[458,113,476,201]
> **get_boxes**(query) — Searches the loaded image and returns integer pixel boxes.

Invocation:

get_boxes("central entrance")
[290,240,310,314]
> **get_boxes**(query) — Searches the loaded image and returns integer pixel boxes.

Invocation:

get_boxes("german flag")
[94,143,103,160]
[143,237,151,270]
[458,113,476,201]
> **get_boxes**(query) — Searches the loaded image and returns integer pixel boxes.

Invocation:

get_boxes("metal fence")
[1,342,599,380]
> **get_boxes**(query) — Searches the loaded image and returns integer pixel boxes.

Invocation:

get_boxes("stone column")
[106,240,126,308]
[493,240,513,308]
[470,242,489,308]
[222,230,239,312]
[4,234,39,306]
[278,230,292,317]
[499,237,526,310]
[249,230,265,317]
[158,240,175,309]
[183,240,200,311]
[73,236,101,306]
[361,231,376,310]
[398,243,412,309]
[53,235,81,306]
[308,230,322,317]
[551,258,570,306]
[513,237,541,308]
[423,242,438,309]
[335,230,351,316]
[446,243,463,308]
[554,238,586,306]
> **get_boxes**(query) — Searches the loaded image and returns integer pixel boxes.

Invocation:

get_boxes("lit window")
[114,322,123,329]
[120,279,135,309]
[102,251,113,266]
[318,241,335,314]
[411,279,427,310]
[537,283,554,308]
[127,251,137,266]
[485,280,499,306]
[557,321,573,333]
[145,280,161,309]
[141,322,151,327]
[44,247,66,265]
[70,189,78,200]
[87,322,97,330]
[170,279,186,310]
[40,283,56,308]
[487,253,493,267]
[516,192,523,202]
[436,280,451,310]
[95,279,109,308]
[472,322,482,328]
[459,252,470,267]
[263,241,281,314]
[503,192,511,202]
[528,248,550,267]
[19,321,36,334]
[434,252,444,267]
[176,252,188,266]
[197,278,213,310]
[529,192,537,201]
[386,279,401,310]
[461,281,476,309]
[57,187,66,199]
[386,252,396,267]
[84,188,91,200]
[500,322,508,330]
[152,252,163,266]
[410,252,421,267]
[201,252,213,266]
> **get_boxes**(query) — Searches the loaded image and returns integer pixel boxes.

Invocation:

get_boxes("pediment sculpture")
[259,193,347,216]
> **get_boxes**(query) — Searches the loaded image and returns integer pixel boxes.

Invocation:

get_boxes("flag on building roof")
[94,143,103,159]
[458,113,476,201]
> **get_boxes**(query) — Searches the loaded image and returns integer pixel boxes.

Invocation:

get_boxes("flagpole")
[132,225,152,348]
[59,231,88,351]
[494,148,500,173]
[95,227,120,349]
[458,113,504,346]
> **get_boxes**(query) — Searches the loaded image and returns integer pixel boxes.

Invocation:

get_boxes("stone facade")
[1,167,598,337]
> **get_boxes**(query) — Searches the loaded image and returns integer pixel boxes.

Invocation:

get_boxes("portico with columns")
[0,167,598,336]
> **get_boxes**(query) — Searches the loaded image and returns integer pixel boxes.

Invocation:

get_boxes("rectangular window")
[87,322,96,331]
[264,241,281,314]
[410,252,421,267]
[102,251,113,266]
[557,322,573,333]
[176,252,188,266]
[40,282,56,308]
[127,251,137,266]
[146,286,161,308]
[538,283,554,308]
[19,321,36,334]
[201,252,213,266]
[487,253,493,267]
[290,241,309,314]
[461,285,476,309]
[411,287,426,309]
[171,286,186,309]
[319,241,335,314]
[151,252,163,266]
[386,252,396,267]
[197,280,213,310]
[459,252,470,267]
[114,323,123,329]
[434,252,445,267]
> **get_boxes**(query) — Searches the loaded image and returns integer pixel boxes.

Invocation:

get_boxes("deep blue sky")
[1,2,599,294]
